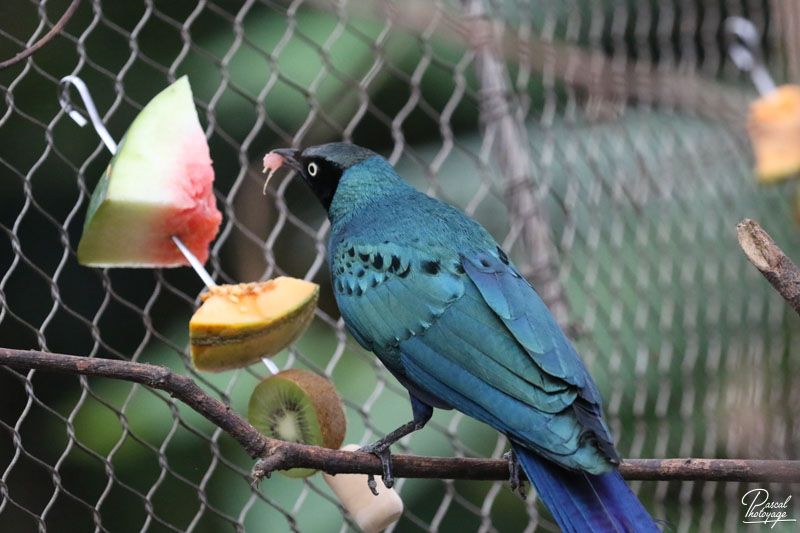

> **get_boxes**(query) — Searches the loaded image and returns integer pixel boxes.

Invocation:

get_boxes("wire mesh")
[1,1,799,532]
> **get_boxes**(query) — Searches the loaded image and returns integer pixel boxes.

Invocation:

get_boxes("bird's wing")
[458,251,599,401]
[332,240,616,470]
[331,239,462,369]
[456,250,617,466]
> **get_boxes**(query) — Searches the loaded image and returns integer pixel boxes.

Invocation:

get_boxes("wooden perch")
[737,219,800,316]
[2,347,799,484]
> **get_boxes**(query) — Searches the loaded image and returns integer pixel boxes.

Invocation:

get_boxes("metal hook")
[725,16,776,96]
[58,75,118,153]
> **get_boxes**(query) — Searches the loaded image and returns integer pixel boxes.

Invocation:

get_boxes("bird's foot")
[251,451,286,488]
[504,450,526,499]
[358,441,395,495]
[357,419,421,495]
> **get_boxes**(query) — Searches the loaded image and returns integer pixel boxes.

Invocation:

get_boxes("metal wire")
[1,1,798,532]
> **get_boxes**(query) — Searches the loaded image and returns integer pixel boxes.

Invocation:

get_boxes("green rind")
[248,375,324,478]
[77,200,167,266]
[756,168,800,184]
[83,133,131,233]
[83,161,112,233]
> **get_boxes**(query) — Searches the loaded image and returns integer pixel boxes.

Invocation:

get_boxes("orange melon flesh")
[747,85,800,183]
[190,277,319,372]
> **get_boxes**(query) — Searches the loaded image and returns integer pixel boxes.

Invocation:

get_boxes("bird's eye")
[307,162,318,176]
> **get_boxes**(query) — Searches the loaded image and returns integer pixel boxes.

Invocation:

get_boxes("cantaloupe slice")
[190,277,319,372]
[77,76,222,267]
[747,85,800,183]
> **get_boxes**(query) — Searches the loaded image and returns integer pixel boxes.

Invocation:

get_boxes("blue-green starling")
[266,143,659,532]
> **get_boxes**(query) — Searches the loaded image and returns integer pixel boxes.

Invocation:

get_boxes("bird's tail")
[512,444,660,533]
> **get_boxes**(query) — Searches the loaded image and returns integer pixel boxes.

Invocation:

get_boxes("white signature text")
[742,488,796,528]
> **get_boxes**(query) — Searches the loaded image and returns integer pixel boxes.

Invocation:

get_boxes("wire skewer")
[725,17,776,96]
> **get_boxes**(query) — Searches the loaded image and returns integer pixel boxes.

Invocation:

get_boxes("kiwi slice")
[248,369,346,478]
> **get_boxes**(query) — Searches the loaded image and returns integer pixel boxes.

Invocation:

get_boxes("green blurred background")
[1,0,799,531]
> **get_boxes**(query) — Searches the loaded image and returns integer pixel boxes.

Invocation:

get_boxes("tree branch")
[618,458,800,483]
[737,218,800,316]
[0,347,272,459]
[2,347,799,483]
[0,0,82,70]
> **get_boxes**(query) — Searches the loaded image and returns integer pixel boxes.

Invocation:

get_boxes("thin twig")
[0,347,272,459]
[737,218,800,316]
[2,347,799,483]
[0,0,82,70]
[618,458,800,483]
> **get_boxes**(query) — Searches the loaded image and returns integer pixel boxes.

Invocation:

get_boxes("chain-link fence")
[2,0,799,532]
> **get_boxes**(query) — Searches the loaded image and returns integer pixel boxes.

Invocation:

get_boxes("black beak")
[271,148,302,172]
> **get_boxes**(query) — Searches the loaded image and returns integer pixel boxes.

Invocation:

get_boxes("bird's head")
[265,143,382,212]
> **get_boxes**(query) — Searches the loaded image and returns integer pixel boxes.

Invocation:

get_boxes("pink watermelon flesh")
[151,133,220,265]
[77,77,222,268]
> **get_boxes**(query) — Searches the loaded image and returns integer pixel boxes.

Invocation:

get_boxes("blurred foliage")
[1,0,799,532]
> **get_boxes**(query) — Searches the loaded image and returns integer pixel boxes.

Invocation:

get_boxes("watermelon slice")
[77,76,222,267]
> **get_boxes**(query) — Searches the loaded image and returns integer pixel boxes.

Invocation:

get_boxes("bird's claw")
[504,450,526,499]
[356,418,424,495]
[358,441,395,494]
[366,474,379,496]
